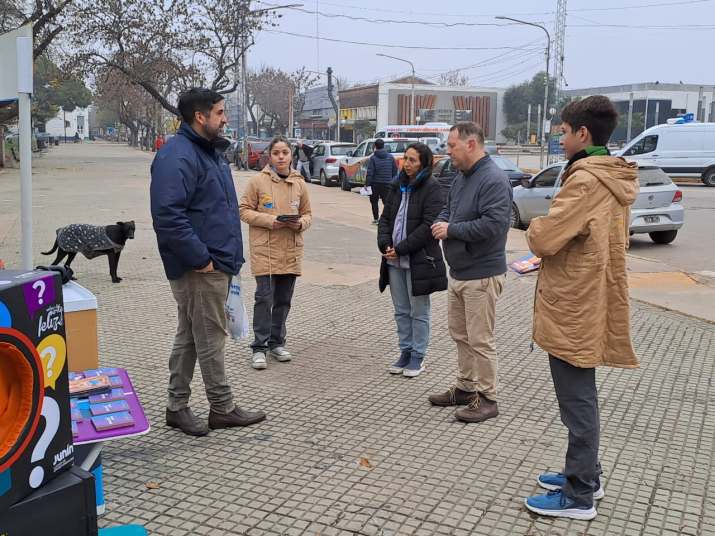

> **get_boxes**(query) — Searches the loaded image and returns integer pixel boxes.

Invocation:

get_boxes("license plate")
[644,216,660,224]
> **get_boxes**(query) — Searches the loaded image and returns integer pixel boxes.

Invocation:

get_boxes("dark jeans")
[369,183,390,221]
[251,274,297,352]
[549,355,602,507]
[167,271,234,414]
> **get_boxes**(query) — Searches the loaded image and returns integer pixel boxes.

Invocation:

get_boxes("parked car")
[616,121,715,186]
[310,142,356,186]
[432,155,531,191]
[511,163,684,244]
[338,137,423,190]
[247,140,270,170]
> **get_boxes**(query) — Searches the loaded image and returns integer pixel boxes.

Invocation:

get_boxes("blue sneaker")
[537,472,604,500]
[525,490,597,520]
[388,350,411,374]
[402,352,425,378]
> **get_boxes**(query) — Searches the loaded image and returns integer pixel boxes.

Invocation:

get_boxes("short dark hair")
[375,138,385,149]
[405,142,434,172]
[450,122,485,144]
[560,96,618,146]
[177,88,224,125]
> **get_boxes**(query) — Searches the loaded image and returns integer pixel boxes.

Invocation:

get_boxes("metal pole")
[527,103,532,143]
[410,63,415,126]
[495,16,550,168]
[627,91,634,142]
[655,101,660,126]
[644,91,649,130]
[17,36,33,270]
[537,104,542,146]
[19,93,32,270]
[375,53,415,125]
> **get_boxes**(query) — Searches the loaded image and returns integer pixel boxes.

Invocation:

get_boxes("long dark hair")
[405,142,434,173]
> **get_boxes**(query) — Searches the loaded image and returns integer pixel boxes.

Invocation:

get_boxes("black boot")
[208,407,267,429]
[166,408,209,436]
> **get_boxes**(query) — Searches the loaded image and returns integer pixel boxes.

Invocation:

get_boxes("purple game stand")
[71,368,150,479]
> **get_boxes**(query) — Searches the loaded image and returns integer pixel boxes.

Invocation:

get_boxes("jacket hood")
[565,156,638,206]
[373,149,391,159]
[260,164,304,183]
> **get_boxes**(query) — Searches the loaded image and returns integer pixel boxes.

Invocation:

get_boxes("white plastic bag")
[359,186,372,196]
[225,275,249,340]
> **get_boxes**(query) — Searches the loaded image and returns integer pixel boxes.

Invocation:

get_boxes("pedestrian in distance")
[377,142,447,378]
[523,96,639,521]
[429,122,512,424]
[293,140,314,181]
[150,87,266,437]
[240,135,313,370]
[366,138,398,224]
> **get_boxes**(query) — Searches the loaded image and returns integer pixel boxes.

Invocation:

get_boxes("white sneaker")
[251,352,267,369]
[269,347,292,362]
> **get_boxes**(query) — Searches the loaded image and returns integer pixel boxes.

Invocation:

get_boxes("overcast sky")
[249,0,715,90]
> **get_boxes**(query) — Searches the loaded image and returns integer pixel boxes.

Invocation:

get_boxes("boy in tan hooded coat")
[524,96,639,520]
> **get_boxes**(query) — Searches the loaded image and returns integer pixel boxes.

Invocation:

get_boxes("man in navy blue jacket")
[366,138,398,224]
[151,88,266,436]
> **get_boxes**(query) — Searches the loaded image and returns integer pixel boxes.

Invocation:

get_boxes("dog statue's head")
[117,221,136,240]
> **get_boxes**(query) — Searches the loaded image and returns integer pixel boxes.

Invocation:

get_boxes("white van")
[619,122,715,186]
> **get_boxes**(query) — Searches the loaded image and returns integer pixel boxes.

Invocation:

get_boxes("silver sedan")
[310,142,356,186]
[511,163,684,244]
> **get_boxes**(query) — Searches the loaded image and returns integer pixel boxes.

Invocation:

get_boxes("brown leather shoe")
[166,407,209,437]
[428,386,478,407]
[454,393,499,423]
[208,406,267,429]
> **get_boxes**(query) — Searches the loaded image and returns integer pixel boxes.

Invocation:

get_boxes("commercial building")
[339,76,508,143]
[565,82,715,143]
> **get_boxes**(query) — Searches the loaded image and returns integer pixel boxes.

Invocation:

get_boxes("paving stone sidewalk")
[1,143,713,535]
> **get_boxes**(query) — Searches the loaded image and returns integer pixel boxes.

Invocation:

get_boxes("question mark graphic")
[32,280,46,306]
[29,396,60,489]
[40,346,57,379]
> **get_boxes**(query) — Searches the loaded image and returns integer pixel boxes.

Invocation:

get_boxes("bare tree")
[437,70,470,87]
[247,66,319,134]
[65,0,278,116]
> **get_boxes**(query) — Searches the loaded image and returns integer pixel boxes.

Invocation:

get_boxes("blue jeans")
[388,266,431,357]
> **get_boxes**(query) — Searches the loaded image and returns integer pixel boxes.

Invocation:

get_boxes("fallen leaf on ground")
[145,482,160,489]
[359,457,374,469]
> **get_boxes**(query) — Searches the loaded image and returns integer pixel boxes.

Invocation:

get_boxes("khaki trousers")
[448,274,506,401]
[167,270,235,414]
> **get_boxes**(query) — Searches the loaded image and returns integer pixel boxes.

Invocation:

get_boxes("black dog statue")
[42,221,135,283]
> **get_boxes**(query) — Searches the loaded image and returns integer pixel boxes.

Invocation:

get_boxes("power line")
[258,2,519,27]
[262,29,545,51]
[273,0,711,20]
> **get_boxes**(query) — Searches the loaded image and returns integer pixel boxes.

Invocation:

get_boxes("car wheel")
[340,170,351,191]
[320,170,330,187]
[649,230,678,244]
[510,203,525,230]
[702,167,715,187]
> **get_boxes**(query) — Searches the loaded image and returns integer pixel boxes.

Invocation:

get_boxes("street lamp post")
[376,53,415,125]
[496,16,551,169]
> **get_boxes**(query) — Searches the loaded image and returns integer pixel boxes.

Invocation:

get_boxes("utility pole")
[552,0,568,110]
[326,67,340,142]
[287,84,294,137]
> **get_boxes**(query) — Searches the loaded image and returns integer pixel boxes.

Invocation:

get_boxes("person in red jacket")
[154,135,165,152]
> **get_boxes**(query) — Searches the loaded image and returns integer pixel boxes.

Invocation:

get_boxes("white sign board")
[0,24,33,102]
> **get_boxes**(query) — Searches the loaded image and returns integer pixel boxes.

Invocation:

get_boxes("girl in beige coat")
[239,136,312,369]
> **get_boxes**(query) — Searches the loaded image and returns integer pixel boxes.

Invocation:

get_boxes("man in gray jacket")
[430,122,512,423]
